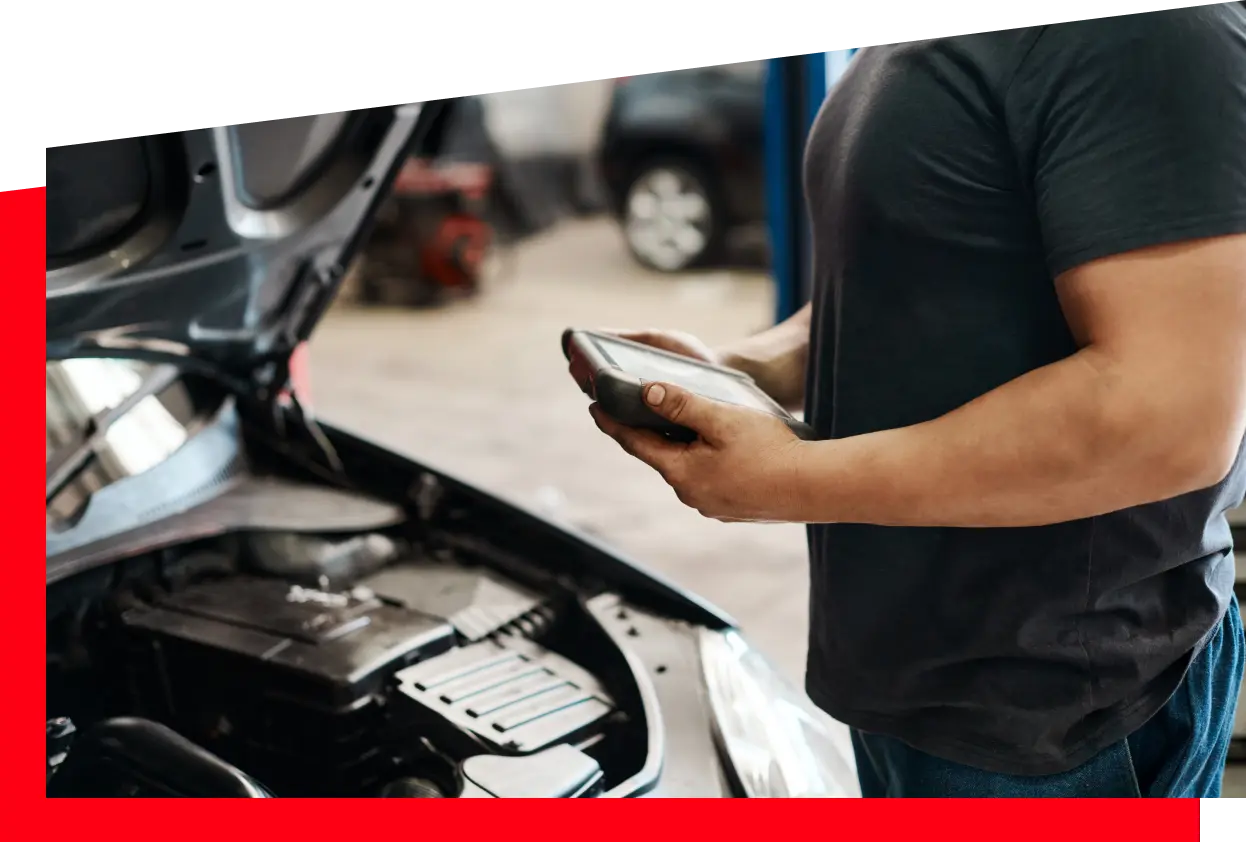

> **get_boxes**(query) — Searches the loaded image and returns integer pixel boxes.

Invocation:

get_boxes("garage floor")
[309,218,1244,797]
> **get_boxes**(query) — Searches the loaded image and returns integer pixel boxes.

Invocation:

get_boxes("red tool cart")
[344,157,497,308]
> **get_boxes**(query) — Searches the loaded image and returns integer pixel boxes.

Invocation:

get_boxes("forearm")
[717,304,812,410]
[794,347,1244,528]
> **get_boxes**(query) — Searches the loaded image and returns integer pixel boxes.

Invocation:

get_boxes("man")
[590,5,1246,797]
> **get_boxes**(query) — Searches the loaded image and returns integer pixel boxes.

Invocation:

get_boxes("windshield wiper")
[45,363,182,504]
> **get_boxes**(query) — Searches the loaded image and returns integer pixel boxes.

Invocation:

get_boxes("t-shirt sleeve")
[1006,5,1246,277]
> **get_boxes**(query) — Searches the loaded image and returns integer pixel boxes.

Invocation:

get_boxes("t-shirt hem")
[1047,211,1246,278]
[806,665,1188,778]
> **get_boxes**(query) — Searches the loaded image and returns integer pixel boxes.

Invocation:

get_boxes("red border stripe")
[6,187,47,808]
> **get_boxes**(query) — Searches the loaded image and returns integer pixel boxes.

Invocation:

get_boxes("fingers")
[599,327,657,342]
[587,402,630,440]
[599,327,704,359]
[588,404,684,472]
[641,382,733,440]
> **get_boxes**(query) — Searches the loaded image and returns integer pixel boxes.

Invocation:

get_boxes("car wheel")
[621,160,722,273]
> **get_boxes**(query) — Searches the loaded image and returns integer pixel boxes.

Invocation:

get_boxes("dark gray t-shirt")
[802,4,1246,776]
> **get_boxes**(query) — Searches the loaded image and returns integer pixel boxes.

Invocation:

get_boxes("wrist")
[714,339,770,380]
[716,315,811,410]
[718,346,805,410]
[777,439,836,523]
[715,345,753,375]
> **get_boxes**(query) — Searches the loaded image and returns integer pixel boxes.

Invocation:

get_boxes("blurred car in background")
[599,62,766,273]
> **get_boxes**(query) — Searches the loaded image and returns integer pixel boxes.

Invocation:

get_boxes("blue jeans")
[852,596,1244,797]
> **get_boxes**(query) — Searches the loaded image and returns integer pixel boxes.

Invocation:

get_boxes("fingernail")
[645,384,666,406]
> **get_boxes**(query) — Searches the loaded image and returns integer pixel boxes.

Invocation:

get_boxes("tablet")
[562,328,815,442]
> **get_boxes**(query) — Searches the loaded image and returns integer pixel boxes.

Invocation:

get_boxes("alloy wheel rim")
[623,167,711,271]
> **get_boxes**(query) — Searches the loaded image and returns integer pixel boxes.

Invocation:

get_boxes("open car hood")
[46,104,432,381]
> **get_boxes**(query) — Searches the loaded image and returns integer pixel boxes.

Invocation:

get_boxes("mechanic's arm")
[716,303,811,410]
[787,234,1246,527]
[595,235,1246,526]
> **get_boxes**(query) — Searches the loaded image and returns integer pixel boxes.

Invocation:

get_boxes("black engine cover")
[118,576,456,794]
[123,576,455,708]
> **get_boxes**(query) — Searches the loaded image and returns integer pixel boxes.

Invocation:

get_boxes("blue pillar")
[763,57,798,325]
[766,49,857,323]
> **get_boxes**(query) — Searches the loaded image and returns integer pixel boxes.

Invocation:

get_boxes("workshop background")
[306,63,1245,795]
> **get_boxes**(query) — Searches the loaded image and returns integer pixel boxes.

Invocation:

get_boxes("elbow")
[1183,440,1240,491]
[1146,427,1242,499]
[1098,393,1243,500]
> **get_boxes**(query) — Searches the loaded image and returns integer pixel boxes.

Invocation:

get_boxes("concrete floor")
[309,217,1244,797]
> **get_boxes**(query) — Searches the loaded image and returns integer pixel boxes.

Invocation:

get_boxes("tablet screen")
[591,336,773,412]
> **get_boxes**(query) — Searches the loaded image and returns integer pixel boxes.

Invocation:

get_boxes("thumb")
[642,382,729,438]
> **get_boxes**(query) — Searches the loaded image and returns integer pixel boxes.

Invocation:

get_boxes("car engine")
[45,529,648,798]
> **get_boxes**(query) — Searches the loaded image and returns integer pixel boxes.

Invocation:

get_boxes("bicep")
[1056,234,1246,355]
[1055,234,1246,469]
[1012,9,1246,465]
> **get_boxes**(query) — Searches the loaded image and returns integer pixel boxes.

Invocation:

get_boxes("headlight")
[699,628,859,798]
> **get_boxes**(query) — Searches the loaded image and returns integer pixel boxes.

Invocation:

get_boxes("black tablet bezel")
[562,328,815,441]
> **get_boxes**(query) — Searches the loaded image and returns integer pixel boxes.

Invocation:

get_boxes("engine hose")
[379,777,445,798]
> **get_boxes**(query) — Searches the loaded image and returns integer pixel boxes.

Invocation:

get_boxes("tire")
[620,158,724,273]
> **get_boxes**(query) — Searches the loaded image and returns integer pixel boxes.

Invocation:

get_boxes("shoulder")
[909,30,1044,97]
[999,4,1246,131]
[1019,5,1246,78]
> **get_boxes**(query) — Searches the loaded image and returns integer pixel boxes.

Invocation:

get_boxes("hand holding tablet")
[561,328,815,442]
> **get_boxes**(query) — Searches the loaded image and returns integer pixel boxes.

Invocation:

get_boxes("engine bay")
[46,526,659,798]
